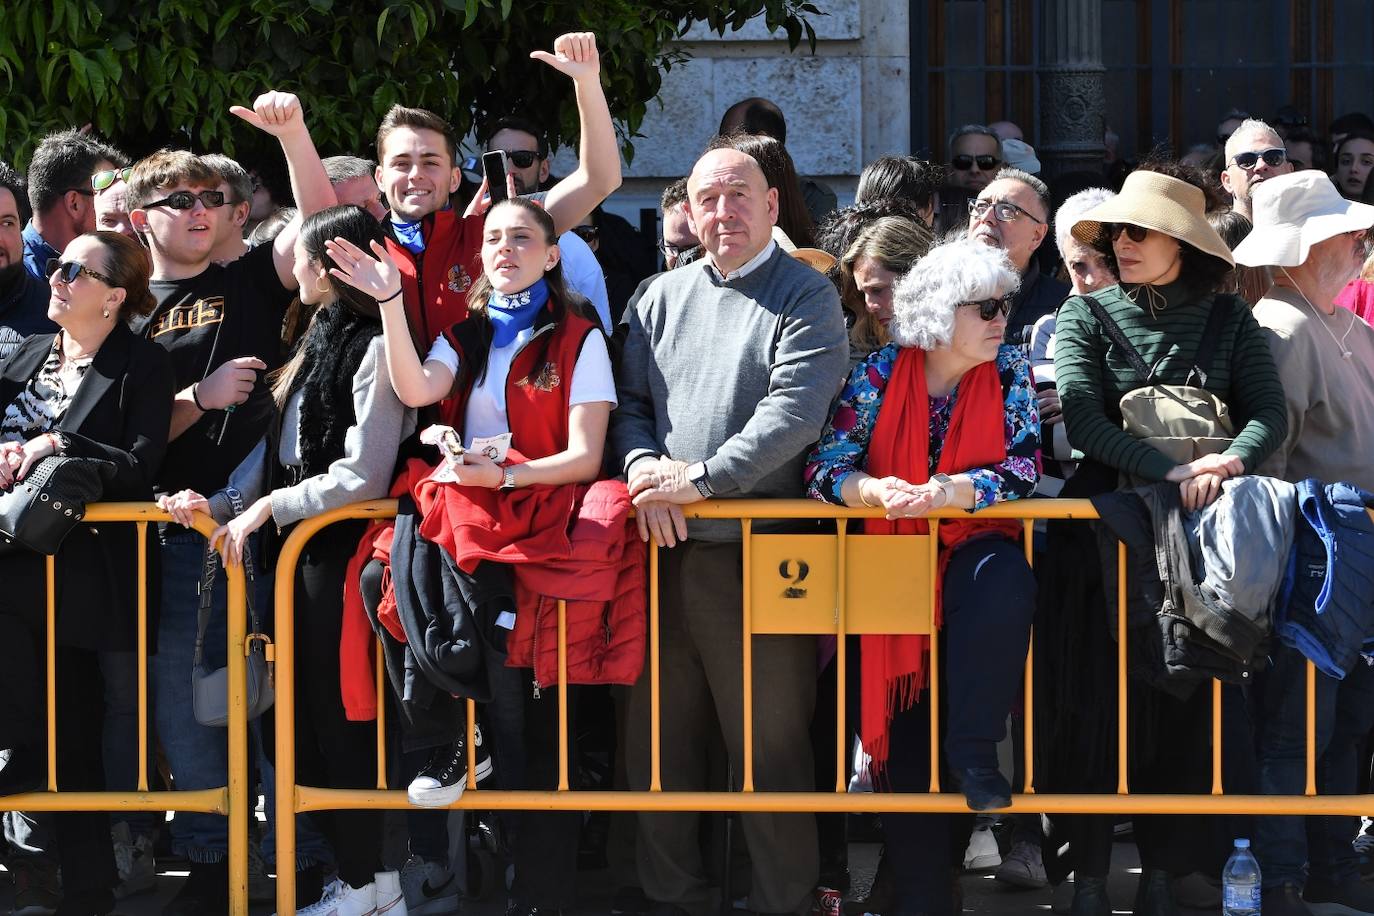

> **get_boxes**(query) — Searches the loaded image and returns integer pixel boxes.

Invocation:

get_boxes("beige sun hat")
[789,247,837,274]
[1072,170,1235,267]
[1232,170,1374,268]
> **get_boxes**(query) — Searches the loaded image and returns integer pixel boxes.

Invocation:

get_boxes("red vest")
[384,208,485,349]
[439,307,599,454]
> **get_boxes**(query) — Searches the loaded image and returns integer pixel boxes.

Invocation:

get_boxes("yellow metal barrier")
[267,497,1359,916]
[0,503,251,915]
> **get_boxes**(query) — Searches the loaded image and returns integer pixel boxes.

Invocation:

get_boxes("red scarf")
[861,347,1021,768]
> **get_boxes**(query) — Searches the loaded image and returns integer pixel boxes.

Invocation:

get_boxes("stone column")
[1037,0,1106,179]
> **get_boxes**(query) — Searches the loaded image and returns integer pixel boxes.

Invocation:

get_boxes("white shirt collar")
[706,240,777,282]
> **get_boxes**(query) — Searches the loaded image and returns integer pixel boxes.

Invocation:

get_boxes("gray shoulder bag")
[191,490,275,727]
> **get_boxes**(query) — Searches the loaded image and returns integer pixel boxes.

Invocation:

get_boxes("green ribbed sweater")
[1053,281,1288,481]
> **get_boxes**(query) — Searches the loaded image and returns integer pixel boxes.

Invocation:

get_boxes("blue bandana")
[487,278,549,348]
[390,217,425,255]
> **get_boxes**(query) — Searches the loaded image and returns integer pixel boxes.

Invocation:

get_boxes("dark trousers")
[627,540,819,916]
[881,537,1035,916]
[54,646,118,908]
[284,521,382,889]
[1253,643,1374,888]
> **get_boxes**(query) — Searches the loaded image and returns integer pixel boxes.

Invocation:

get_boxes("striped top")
[0,336,92,444]
[1053,281,1287,481]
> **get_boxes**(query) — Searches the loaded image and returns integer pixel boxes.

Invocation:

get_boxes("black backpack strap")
[1186,295,1234,388]
[1082,295,1156,384]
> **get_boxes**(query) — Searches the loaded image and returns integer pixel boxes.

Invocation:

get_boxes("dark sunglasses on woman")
[47,259,115,286]
[143,189,229,211]
[951,154,1000,172]
[963,295,1014,321]
[1106,223,1150,243]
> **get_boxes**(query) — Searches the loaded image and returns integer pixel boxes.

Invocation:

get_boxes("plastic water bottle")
[1223,838,1262,915]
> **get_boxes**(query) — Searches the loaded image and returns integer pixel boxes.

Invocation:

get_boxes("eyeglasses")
[92,168,132,192]
[951,154,1000,172]
[46,258,114,286]
[1231,148,1287,170]
[968,198,1045,225]
[494,150,541,169]
[962,295,1014,321]
[1106,223,1150,243]
[661,240,701,262]
[142,190,229,211]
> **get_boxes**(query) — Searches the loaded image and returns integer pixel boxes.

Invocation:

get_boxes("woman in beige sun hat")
[1038,163,1289,916]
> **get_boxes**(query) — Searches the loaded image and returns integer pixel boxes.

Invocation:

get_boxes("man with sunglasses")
[21,129,126,280]
[123,89,337,916]
[968,168,1068,345]
[1221,118,1293,220]
[947,124,1003,192]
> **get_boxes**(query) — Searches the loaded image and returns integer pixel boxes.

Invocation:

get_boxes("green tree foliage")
[0,0,818,169]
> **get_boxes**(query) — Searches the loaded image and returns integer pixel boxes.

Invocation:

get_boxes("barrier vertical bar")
[558,599,569,791]
[1022,518,1035,794]
[274,540,299,916]
[1211,679,1223,795]
[928,519,940,794]
[466,698,478,791]
[46,556,57,791]
[1306,660,1317,795]
[1117,541,1129,795]
[835,522,848,793]
[226,561,249,915]
[376,642,387,790]
[650,543,662,792]
[137,521,149,792]
[741,518,755,792]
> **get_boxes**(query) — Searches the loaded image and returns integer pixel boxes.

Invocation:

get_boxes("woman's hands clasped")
[1164,453,1244,512]
[860,475,945,521]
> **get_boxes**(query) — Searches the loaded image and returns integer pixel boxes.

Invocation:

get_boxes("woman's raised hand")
[325,237,403,305]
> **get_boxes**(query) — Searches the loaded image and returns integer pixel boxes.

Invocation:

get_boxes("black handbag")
[0,454,116,555]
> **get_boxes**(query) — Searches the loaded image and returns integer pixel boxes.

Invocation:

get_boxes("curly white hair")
[888,237,1020,350]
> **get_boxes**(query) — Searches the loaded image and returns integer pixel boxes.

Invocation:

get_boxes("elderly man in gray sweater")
[612,146,848,916]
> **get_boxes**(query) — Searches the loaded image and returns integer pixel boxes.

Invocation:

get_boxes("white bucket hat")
[1233,171,1374,267]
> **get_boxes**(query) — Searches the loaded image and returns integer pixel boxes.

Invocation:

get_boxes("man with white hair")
[1220,118,1294,219]
[1234,170,1374,916]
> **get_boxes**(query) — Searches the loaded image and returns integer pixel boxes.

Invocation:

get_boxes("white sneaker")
[963,822,1001,871]
[400,856,461,915]
[288,877,378,916]
[111,822,156,899]
[375,870,408,915]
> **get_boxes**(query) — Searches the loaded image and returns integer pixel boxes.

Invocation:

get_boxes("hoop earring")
[316,276,331,294]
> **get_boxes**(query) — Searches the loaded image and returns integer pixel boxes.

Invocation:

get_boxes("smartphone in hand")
[482,150,510,204]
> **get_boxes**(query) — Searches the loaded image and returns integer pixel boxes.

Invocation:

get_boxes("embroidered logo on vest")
[447,264,472,293]
[517,361,561,392]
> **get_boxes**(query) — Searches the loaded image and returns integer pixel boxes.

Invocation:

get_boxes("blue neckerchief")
[487,278,549,348]
[390,217,425,255]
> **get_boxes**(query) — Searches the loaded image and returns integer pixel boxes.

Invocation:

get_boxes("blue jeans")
[1253,643,1374,888]
[151,530,330,867]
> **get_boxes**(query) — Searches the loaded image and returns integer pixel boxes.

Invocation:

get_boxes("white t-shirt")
[425,325,617,447]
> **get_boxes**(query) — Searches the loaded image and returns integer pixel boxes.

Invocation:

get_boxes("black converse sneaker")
[406,725,493,807]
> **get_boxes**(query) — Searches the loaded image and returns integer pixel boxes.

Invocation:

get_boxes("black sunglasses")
[963,295,1014,321]
[951,154,1000,172]
[1106,223,1150,243]
[494,149,541,169]
[143,190,228,211]
[969,198,1045,225]
[47,258,115,286]
[1231,148,1287,170]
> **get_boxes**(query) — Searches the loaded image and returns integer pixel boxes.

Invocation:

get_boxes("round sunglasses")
[47,258,115,286]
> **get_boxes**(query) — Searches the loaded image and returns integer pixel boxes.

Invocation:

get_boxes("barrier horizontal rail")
[269,496,1358,916]
[0,502,251,915]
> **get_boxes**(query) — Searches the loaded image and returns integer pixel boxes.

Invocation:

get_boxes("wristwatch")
[687,462,714,499]
[930,473,955,508]
[499,467,518,491]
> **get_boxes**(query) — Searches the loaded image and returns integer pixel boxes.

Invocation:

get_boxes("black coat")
[0,323,174,652]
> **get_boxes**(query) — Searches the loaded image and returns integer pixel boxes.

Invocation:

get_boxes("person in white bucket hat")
[1234,169,1374,916]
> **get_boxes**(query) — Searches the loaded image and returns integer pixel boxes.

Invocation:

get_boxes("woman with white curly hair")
[805,236,1041,916]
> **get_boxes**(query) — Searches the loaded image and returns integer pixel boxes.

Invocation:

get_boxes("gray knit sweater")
[612,246,848,540]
